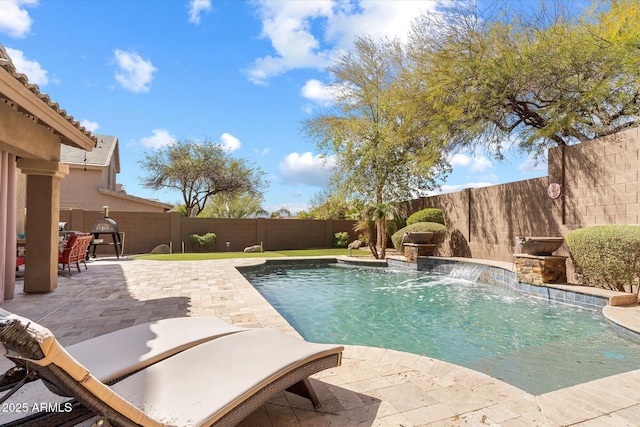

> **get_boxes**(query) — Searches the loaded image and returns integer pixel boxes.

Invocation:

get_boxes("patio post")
[17,159,68,293]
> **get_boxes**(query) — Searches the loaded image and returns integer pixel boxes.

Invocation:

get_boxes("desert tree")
[303,36,449,258]
[139,138,266,217]
[409,0,640,159]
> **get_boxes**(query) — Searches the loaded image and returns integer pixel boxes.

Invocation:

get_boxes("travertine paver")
[1,257,639,426]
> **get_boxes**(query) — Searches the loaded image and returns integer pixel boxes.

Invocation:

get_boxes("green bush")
[333,231,349,248]
[190,232,217,252]
[391,222,447,253]
[406,208,445,226]
[566,225,640,292]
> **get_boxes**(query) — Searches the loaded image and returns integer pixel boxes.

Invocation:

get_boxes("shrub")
[333,231,349,248]
[190,232,217,252]
[566,225,640,292]
[406,208,445,226]
[391,222,447,253]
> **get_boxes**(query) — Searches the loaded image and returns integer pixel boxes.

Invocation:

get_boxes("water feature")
[447,263,485,282]
[242,263,640,395]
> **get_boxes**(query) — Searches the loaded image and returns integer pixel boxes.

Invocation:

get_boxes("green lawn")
[132,248,365,261]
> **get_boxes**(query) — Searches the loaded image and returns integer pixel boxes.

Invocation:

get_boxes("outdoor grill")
[89,207,123,258]
[90,217,119,234]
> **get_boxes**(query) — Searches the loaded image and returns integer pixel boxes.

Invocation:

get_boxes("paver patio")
[1,257,639,426]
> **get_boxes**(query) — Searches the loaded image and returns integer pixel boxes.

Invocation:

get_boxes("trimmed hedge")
[190,232,217,252]
[391,222,447,253]
[566,225,640,292]
[406,208,445,226]
[333,231,349,248]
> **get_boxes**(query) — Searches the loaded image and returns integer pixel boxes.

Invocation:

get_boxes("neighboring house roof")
[98,188,173,211]
[61,134,120,172]
[0,44,96,150]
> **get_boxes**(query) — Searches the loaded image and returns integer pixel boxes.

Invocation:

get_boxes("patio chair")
[58,233,92,275]
[0,312,343,427]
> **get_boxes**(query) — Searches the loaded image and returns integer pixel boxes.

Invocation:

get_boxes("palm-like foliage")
[359,203,401,259]
[270,207,292,219]
[353,217,378,259]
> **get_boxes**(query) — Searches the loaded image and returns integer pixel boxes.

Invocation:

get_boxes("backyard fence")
[59,209,357,255]
[406,127,640,282]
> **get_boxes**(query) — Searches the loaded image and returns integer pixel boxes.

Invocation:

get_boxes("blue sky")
[1,0,547,213]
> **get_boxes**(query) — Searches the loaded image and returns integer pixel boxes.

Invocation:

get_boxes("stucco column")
[17,159,68,293]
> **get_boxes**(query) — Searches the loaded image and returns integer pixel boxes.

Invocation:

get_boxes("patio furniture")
[0,312,343,427]
[58,233,92,275]
[0,312,250,397]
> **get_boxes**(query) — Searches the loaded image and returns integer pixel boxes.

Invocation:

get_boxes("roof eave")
[0,66,96,151]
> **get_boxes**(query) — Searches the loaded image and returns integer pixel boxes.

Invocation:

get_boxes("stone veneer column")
[514,254,568,286]
[17,159,68,293]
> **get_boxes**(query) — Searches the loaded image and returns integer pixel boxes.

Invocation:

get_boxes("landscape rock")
[244,244,263,253]
[348,240,363,249]
[150,244,171,254]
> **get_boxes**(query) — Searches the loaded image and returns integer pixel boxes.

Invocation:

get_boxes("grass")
[132,248,365,261]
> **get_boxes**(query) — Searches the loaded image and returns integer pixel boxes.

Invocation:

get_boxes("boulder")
[150,244,171,254]
[348,240,363,249]
[244,244,263,253]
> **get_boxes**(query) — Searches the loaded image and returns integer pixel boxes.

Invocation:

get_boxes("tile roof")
[61,134,119,170]
[0,44,97,147]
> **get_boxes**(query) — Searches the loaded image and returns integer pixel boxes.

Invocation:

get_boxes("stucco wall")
[59,167,168,212]
[59,167,103,209]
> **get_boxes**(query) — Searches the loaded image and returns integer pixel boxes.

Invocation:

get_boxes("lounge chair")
[0,311,251,425]
[0,312,343,426]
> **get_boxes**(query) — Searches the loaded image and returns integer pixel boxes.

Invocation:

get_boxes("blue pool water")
[243,263,640,394]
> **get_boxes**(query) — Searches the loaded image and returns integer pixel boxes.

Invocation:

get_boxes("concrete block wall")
[408,127,640,284]
[59,210,357,255]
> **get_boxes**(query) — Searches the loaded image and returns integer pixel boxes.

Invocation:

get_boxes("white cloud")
[279,152,335,186]
[301,79,333,104]
[253,147,270,156]
[80,119,99,133]
[518,155,548,173]
[0,0,37,38]
[449,153,493,172]
[425,182,495,196]
[325,1,436,48]
[5,47,48,86]
[113,49,157,93]
[188,0,211,24]
[220,133,241,152]
[247,0,437,84]
[247,1,333,84]
[140,129,175,149]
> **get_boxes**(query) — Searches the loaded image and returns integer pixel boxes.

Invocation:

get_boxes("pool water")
[243,263,640,395]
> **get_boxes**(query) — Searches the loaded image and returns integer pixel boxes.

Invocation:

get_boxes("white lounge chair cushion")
[0,308,248,383]
[109,328,343,426]
[0,310,164,425]
[66,317,248,383]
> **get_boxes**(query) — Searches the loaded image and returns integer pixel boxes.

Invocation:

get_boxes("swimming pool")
[243,262,640,395]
